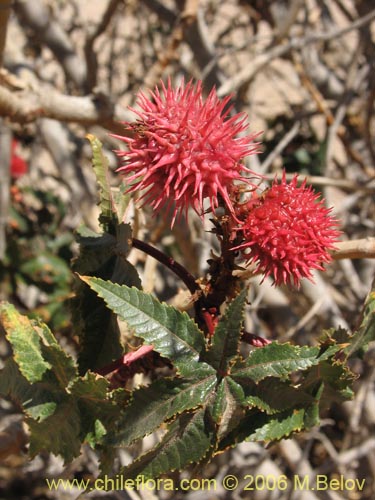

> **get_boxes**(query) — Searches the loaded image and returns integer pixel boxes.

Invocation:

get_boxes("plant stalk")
[131,237,200,295]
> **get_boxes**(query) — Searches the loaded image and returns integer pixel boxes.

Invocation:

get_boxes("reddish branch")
[242,331,271,347]
[131,237,200,295]
[95,344,154,377]
[95,345,173,389]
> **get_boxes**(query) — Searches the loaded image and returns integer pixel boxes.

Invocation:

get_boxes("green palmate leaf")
[113,182,132,224]
[247,383,323,442]
[28,398,82,463]
[70,372,122,448]
[119,408,215,480]
[72,230,117,276]
[81,277,212,377]
[241,378,315,415]
[37,320,77,388]
[73,136,141,373]
[303,383,324,430]
[86,134,117,228]
[75,293,122,375]
[28,371,123,463]
[301,361,355,405]
[211,377,245,440]
[298,328,356,404]
[106,374,216,447]
[345,278,375,358]
[1,356,123,462]
[0,358,63,422]
[71,231,122,373]
[219,384,322,450]
[0,306,79,460]
[0,355,81,463]
[111,224,142,289]
[205,289,247,374]
[0,304,125,463]
[71,224,141,374]
[1,306,122,464]
[247,404,320,442]
[72,224,139,286]
[0,302,51,382]
[0,302,76,385]
[232,342,340,383]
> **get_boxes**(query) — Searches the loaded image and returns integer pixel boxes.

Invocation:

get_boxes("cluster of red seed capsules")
[114,79,340,288]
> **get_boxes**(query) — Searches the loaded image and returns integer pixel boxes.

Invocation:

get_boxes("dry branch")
[84,0,124,93]
[217,9,375,97]
[14,0,87,89]
[331,238,375,261]
[234,239,375,287]
[264,173,375,194]
[0,83,132,133]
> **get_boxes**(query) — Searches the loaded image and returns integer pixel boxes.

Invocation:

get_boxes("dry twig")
[0,83,131,133]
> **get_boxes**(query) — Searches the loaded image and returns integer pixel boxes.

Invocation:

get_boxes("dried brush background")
[0,0,375,499]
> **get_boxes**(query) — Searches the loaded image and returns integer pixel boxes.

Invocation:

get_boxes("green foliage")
[1,188,73,332]
[345,286,375,358]
[70,138,141,373]
[105,376,216,447]
[232,342,340,383]
[80,277,213,378]
[71,224,141,374]
[120,408,215,480]
[204,288,247,374]
[2,271,373,479]
[86,134,117,231]
[79,277,367,478]
[0,303,123,464]
[1,136,373,482]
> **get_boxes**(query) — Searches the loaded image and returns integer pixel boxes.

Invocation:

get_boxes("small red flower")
[114,80,261,224]
[234,173,340,287]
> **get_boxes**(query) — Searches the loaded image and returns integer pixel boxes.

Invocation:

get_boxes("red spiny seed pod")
[233,173,340,287]
[114,79,261,225]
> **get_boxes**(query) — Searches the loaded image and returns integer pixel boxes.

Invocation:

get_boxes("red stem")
[131,237,200,295]
[241,331,271,347]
